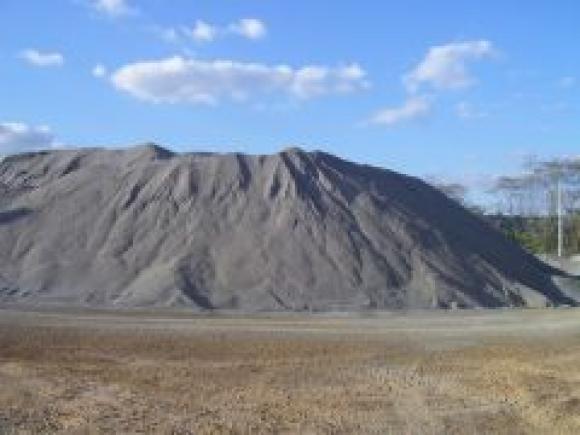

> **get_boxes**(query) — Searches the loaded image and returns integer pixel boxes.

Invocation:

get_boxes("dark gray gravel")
[0,144,577,310]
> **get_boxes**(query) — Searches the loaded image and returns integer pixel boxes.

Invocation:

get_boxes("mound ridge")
[0,144,575,310]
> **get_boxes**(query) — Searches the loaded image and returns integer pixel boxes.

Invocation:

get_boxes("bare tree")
[531,157,580,255]
[436,182,468,205]
[489,156,580,256]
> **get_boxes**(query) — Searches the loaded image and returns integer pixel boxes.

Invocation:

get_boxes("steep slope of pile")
[0,144,576,310]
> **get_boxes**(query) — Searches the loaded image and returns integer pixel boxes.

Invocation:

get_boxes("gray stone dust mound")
[0,144,577,310]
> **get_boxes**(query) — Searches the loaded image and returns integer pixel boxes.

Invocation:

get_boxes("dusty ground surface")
[1,308,580,434]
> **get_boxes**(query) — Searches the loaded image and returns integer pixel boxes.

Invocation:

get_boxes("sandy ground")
[1,308,580,434]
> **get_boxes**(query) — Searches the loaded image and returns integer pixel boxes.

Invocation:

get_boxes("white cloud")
[92,0,134,17]
[190,20,218,42]
[0,122,57,155]
[111,56,369,104]
[19,49,64,67]
[368,39,496,128]
[166,18,268,44]
[291,66,330,99]
[369,96,431,126]
[229,18,267,40]
[558,76,576,89]
[404,40,495,92]
[92,64,107,78]
[455,101,487,119]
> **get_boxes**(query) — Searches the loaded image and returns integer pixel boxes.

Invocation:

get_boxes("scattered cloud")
[19,49,64,67]
[111,56,369,104]
[91,0,134,17]
[163,18,268,44]
[368,96,431,126]
[404,40,495,93]
[92,64,107,78]
[455,101,488,120]
[0,122,57,155]
[368,40,495,128]
[190,20,218,43]
[557,76,576,89]
[229,18,267,40]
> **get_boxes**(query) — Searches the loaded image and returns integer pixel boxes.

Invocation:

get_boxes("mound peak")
[127,143,175,160]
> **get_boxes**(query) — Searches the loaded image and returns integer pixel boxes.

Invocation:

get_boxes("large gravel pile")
[0,144,576,310]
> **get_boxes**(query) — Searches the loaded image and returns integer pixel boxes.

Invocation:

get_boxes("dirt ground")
[1,309,580,434]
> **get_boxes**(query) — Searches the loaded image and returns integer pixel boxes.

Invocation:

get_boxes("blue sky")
[1,0,578,194]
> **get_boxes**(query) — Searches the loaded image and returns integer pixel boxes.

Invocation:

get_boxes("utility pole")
[557,178,563,257]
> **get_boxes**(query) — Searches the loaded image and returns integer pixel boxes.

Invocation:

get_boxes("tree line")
[427,157,580,257]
